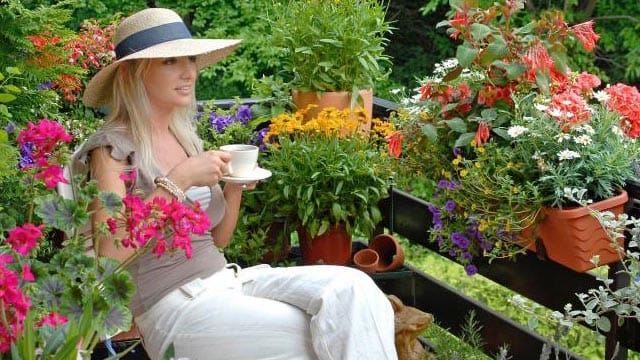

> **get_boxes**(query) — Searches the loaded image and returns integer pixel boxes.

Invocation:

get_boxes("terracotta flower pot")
[291,89,373,124]
[298,224,352,265]
[353,248,379,274]
[368,233,404,272]
[538,190,628,272]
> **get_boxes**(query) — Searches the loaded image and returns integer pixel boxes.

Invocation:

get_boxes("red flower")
[547,90,592,126]
[386,131,404,159]
[570,20,600,52]
[35,312,68,329]
[475,122,490,146]
[605,84,640,138]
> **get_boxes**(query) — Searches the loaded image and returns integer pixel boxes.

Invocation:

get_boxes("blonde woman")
[73,8,397,360]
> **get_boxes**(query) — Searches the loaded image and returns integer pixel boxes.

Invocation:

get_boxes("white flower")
[548,108,563,118]
[612,125,625,137]
[593,90,610,103]
[573,134,592,145]
[507,125,528,138]
[390,88,402,95]
[534,103,549,112]
[574,124,595,134]
[531,151,545,160]
[557,149,581,161]
[555,133,571,143]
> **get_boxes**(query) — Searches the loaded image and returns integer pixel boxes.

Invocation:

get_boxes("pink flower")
[21,263,34,282]
[34,164,68,189]
[119,168,137,183]
[6,224,44,256]
[35,312,68,329]
[547,90,592,126]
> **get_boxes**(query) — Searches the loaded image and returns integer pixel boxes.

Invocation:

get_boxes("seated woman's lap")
[136,266,317,360]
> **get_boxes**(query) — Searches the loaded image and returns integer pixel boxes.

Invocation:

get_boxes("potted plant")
[261,107,396,265]
[266,0,393,120]
[388,0,640,274]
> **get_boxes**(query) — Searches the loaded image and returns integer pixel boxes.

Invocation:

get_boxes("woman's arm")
[89,147,184,263]
[211,183,245,248]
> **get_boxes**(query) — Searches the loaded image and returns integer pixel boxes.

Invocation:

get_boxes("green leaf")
[0,93,17,103]
[480,42,508,66]
[470,23,492,41]
[445,118,468,133]
[3,84,21,94]
[420,123,438,142]
[454,132,477,148]
[456,44,479,68]
[596,317,611,332]
[6,67,21,75]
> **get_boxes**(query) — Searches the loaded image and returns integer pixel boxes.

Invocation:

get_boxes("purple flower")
[448,180,460,190]
[444,200,456,212]
[209,113,233,133]
[436,235,443,246]
[452,147,462,157]
[465,264,478,276]
[37,80,54,90]
[19,142,35,169]
[4,122,15,134]
[235,105,252,124]
[461,252,473,260]
[451,232,470,249]
[251,127,269,151]
[437,179,449,189]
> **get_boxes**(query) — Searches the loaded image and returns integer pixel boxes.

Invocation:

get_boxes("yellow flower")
[477,146,485,154]
[459,169,468,177]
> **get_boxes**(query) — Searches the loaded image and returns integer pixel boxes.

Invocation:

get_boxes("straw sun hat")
[82,7,242,107]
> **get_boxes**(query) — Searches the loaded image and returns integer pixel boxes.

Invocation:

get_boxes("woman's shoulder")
[70,125,136,175]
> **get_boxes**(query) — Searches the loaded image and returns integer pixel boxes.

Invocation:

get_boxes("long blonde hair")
[104,58,203,174]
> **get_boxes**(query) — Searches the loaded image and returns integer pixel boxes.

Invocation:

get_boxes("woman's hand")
[168,150,231,189]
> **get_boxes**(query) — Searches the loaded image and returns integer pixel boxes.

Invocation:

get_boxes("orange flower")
[386,131,403,158]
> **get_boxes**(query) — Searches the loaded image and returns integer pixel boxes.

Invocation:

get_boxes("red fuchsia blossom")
[477,84,515,107]
[386,131,403,159]
[547,90,592,127]
[522,43,569,88]
[448,10,470,40]
[570,20,600,52]
[35,312,68,329]
[604,83,640,138]
[6,224,45,256]
[475,122,490,146]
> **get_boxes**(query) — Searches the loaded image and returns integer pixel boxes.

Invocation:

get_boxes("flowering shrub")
[259,106,396,238]
[390,0,640,273]
[0,119,210,357]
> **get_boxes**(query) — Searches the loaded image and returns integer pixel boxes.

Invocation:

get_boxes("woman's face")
[143,56,197,112]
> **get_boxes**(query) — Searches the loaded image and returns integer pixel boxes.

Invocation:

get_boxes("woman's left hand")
[225,181,258,192]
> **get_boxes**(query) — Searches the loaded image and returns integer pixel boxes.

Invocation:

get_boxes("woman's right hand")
[168,150,231,189]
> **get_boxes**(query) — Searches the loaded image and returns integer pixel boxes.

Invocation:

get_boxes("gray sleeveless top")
[71,126,227,317]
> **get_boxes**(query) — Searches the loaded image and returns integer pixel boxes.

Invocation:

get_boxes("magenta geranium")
[0,118,213,357]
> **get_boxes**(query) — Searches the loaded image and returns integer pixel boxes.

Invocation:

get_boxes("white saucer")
[221,167,272,184]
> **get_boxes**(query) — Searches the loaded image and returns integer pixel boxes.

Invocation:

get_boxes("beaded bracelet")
[154,177,186,202]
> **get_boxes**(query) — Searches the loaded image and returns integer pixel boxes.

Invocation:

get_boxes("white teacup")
[220,144,259,177]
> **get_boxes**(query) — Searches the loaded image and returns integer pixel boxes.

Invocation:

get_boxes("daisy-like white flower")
[557,149,581,161]
[531,151,545,160]
[507,125,528,138]
[574,134,592,145]
[593,90,610,103]
[574,124,595,134]
[555,133,572,143]
[612,125,625,137]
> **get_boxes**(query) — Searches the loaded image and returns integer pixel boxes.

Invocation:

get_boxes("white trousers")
[136,264,397,360]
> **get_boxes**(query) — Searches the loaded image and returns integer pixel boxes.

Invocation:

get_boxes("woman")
[73,7,397,360]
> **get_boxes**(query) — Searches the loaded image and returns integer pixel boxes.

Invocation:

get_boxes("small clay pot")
[368,234,404,272]
[353,248,379,274]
